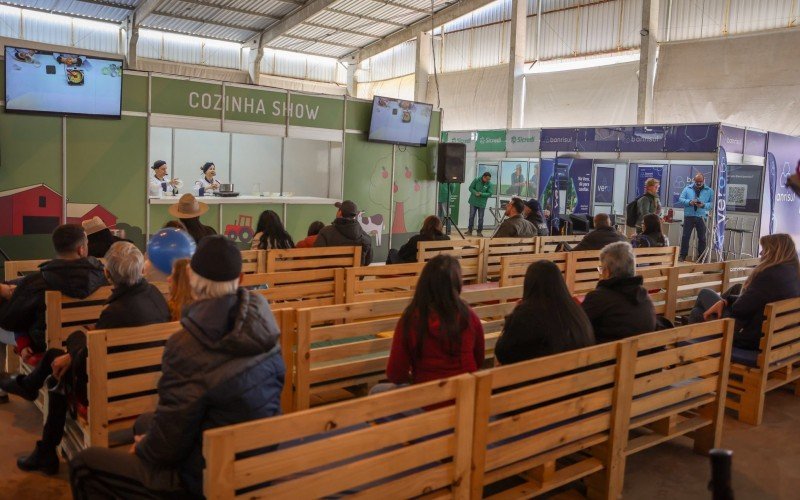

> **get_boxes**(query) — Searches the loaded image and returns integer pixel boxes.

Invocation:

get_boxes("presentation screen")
[368,96,432,147]
[5,46,123,118]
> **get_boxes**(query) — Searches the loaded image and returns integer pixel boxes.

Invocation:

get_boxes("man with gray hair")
[1,241,170,475]
[71,235,284,499]
[580,241,656,343]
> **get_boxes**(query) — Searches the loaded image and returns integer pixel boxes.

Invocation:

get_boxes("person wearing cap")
[467,172,495,236]
[70,236,285,498]
[194,162,221,195]
[82,216,129,258]
[523,198,550,236]
[169,193,217,244]
[314,200,374,265]
[149,160,180,197]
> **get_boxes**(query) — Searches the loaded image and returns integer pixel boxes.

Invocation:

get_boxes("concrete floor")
[1,388,799,499]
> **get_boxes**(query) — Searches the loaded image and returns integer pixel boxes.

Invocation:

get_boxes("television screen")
[368,96,432,147]
[5,46,123,118]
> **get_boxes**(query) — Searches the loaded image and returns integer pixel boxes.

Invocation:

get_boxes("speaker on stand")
[436,143,467,238]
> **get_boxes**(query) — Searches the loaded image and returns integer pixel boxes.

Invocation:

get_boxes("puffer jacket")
[0,257,107,352]
[494,214,537,238]
[314,217,373,265]
[135,288,285,497]
[572,227,628,252]
[581,275,656,343]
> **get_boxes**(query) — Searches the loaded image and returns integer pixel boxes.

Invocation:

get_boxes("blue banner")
[719,125,745,155]
[569,159,593,214]
[767,153,777,234]
[634,165,665,197]
[540,129,577,151]
[745,130,767,157]
[594,166,615,204]
[764,133,800,247]
[669,164,714,206]
[713,147,728,254]
[666,124,720,153]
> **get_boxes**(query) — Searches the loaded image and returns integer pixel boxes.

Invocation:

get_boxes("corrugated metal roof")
[6,0,131,22]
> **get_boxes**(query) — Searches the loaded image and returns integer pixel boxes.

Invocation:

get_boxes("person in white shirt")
[195,162,221,195]
[149,160,179,196]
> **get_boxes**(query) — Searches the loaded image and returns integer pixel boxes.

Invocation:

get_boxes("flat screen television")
[368,96,432,147]
[4,46,123,118]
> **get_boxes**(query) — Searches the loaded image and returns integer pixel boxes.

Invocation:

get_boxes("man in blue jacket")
[678,173,714,262]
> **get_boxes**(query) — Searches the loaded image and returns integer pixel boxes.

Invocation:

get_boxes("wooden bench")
[568,247,678,295]
[484,237,538,282]
[239,249,265,274]
[264,246,361,273]
[418,239,484,284]
[537,234,585,253]
[673,259,759,320]
[498,251,570,288]
[3,259,49,281]
[241,268,345,308]
[726,297,800,425]
[203,374,476,499]
[344,262,424,303]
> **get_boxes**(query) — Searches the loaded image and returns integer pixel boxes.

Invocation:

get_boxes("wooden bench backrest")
[4,259,49,281]
[759,297,800,371]
[498,251,569,287]
[344,262,424,303]
[203,374,475,499]
[537,234,585,253]
[471,341,622,498]
[244,268,344,308]
[264,246,361,273]
[484,237,538,281]
[239,249,264,274]
[86,321,182,448]
[418,239,484,283]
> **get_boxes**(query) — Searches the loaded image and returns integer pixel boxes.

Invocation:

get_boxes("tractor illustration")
[225,215,255,244]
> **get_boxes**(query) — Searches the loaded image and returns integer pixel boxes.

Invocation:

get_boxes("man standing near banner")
[678,173,714,262]
[466,172,494,237]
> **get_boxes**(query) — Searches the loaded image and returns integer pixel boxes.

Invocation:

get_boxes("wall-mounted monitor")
[368,96,432,147]
[5,46,123,118]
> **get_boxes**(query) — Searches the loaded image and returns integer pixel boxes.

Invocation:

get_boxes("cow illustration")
[358,212,385,246]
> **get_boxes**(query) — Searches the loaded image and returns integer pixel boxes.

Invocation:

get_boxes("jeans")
[1,328,16,392]
[681,216,707,259]
[688,289,730,324]
[468,204,485,232]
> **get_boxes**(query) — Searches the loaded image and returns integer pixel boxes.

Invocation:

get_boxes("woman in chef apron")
[195,162,221,196]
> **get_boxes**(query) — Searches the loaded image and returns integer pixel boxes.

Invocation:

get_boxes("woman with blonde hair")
[689,233,800,351]
[167,258,193,321]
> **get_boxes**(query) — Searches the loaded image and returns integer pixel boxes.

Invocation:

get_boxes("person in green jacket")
[467,172,494,236]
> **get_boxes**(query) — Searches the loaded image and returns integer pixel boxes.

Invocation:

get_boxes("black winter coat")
[0,257,107,352]
[397,233,450,263]
[726,263,800,350]
[572,227,628,252]
[314,217,374,265]
[581,276,656,343]
[135,288,285,496]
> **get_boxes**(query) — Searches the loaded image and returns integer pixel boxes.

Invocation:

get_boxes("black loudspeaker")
[436,143,466,183]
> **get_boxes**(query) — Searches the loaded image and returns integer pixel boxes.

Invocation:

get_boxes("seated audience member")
[251,210,295,250]
[384,255,484,386]
[571,213,627,251]
[523,198,549,236]
[689,234,800,350]
[162,220,187,231]
[0,224,106,360]
[82,217,128,258]
[169,194,216,244]
[631,213,669,248]
[314,200,373,265]
[495,260,595,365]
[388,215,450,264]
[167,258,192,321]
[143,227,195,283]
[0,242,170,475]
[295,221,325,248]
[494,198,537,238]
[70,236,285,498]
[581,242,656,343]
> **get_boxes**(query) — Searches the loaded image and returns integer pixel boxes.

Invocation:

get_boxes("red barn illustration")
[0,184,117,236]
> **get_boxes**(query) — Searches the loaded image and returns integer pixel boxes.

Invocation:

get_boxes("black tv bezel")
[4,45,124,120]
[367,95,433,147]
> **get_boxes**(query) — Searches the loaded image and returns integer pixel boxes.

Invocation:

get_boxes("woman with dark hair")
[251,210,294,250]
[385,255,484,385]
[168,194,217,244]
[495,260,595,365]
[631,213,668,248]
[296,221,325,248]
[388,215,450,264]
[194,162,221,194]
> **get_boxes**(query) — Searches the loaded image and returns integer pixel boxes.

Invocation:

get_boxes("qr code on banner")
[727,184,747,206]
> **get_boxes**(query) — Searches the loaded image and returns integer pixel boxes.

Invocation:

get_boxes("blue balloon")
[147,228,196,275]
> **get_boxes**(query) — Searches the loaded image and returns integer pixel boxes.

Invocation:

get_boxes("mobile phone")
[46,65,56,74]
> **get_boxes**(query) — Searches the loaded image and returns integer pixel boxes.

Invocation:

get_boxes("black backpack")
[625,195,645,228]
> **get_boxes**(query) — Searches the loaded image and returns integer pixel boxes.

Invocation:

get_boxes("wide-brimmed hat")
[169,193,209,219]
[81,216,108,236]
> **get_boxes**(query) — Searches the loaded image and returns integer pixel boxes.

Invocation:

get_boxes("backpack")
[625,195,645,228]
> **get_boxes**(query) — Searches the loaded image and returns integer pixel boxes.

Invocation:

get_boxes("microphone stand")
[490,211,507,239]
[442,183,465,239]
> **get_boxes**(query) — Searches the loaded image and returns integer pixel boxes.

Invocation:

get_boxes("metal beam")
[150,11,263,33]
[372,0,431,15]
[256,0,341,49]
[301,21,382,39]
[131,0,166,26]
[348,0,497,62]
[277,34,361,49]
[75,0,134,10]
[326,8,406,28]
[174,0,281,21]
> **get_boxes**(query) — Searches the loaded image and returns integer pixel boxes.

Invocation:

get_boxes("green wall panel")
[218,203,281,250]
[122,74,148,113]
[150,77,222,118]
[346,100,372,132]
[289,94,344,130]
[225,86,286,124]
[285,204,336,244]
[0,110,63,192]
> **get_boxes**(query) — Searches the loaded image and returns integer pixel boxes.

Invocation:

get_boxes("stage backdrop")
[761,132,800,248]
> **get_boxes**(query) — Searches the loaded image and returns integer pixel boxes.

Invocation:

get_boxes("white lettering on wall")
[189,92,199,108]
[184,92,323,120]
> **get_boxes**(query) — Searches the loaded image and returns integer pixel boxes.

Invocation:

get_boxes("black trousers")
[18,348,70,451]
[69,413,192,499]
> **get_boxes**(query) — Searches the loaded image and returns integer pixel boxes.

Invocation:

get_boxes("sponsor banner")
[763,133,800,246]
[713,147,728,253]
[727,164,762,213]
[634,165,665,197]
[594,166,615,204]
[575,127,624,152]
[666,124,720,153]
[506,129,541,152]
[719,125,746,156]
[540,129,577,151]
[620,126,668,153]
[669,164,714,206]
[569,159,593,214]
[441,131,476,152]
[744,130,767,157]
[475,130,506,152]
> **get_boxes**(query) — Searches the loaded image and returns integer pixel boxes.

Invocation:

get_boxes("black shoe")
[0,374,39,401]
[17,441,59,475]
[0,392,8,404]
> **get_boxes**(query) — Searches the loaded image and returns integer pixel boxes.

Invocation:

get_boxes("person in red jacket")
[384,255,485,386]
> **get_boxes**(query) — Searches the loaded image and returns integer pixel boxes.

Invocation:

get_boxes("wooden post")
[664,266,679,323]
[469,371,493,499]
[694,319,734,453]
[565,252,579,295]
[451,375,476,499]
[333,268,345,304]
[294,309,312,411]
[203,428,236,500]
[256,249,266,273]
[344,267,356,303]
[87,331,109,448]
[477,238,488,284]
[721,261,732,292]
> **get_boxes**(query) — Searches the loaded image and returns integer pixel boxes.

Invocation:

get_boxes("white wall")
[428,64,509,131]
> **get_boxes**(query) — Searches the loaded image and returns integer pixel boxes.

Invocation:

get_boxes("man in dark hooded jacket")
[314,199,373,265]
[581,241,656,343]
[70,236,285,499]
